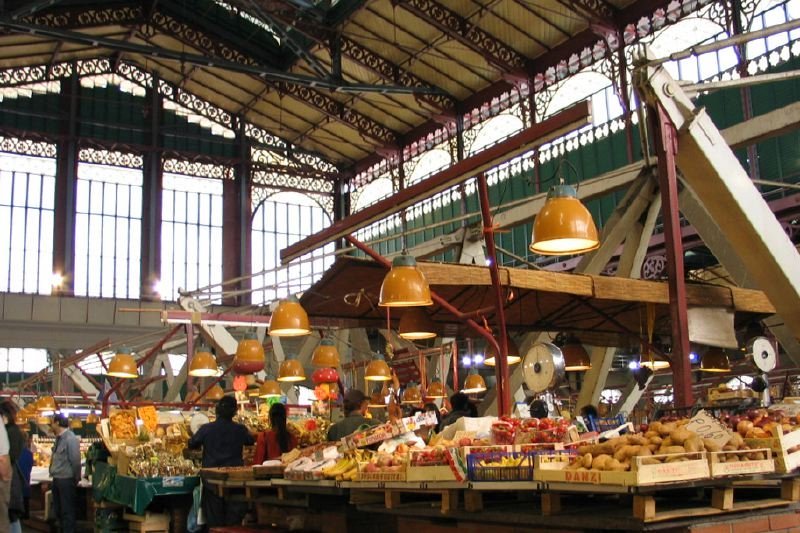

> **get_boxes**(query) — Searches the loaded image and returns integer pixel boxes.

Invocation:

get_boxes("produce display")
[288,417,331,446]
[127,442,198,478]
[137,406,158,434]
[492,416,571,445]
[109,411,137,440]
[720,408,800,440]
[564,418,765,472]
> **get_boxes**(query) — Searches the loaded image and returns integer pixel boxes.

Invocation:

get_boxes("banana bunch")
[339,465,359,481]
[321,457,356,479]
[479,455,525,468]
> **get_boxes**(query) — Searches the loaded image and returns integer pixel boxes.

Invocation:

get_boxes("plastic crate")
[467,452,533,482]
[586,415,626,432]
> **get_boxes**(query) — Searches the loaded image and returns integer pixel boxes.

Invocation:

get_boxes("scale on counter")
[744,336,777,401]
[522,342,566,394]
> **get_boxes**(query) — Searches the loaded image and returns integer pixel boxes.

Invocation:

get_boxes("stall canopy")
[299,257,775,347]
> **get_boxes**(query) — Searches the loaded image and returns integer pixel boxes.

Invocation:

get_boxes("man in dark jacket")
[49,414,81,533]
[438,392,472,432]
[188,396,254,528]
[326,389,378,442]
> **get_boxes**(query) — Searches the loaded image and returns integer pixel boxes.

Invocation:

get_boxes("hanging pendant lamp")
[108,347,139,379]
[379,255,433,307]
[277,355,306,382]
[484,335,521,366]
[425,378,447,399]
[401,382,422,405]
[233,332,265,374]
[562,336,592,371]
[398,307,437,340]
[311,339,340,368]
[189,346,218,377]
[364,353,392,381]
[700,347,731,372]
[259,377,283,398]
[368,386,388,408]
[37,396,57,412]
[462,369,487,394]
[205,384,225,401]
[269,295,311,337]
[530,184,600,256]
[639,357,670,370]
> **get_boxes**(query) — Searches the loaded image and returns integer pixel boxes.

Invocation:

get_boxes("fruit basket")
[467,452,533,482]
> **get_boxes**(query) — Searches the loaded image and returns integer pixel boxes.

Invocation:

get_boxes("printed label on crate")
[710,458,775,477]
[162,476,184,487]
[686,410,731,448]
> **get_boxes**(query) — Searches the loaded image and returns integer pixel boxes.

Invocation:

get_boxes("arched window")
[406,149,451,185]
[546,72,618,125]
[354,176,393,212]
[649,18,731,82]
[467,115,524,156]
[251,191,334,305]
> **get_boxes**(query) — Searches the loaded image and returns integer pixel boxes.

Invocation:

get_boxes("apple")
[737,419,754,436]
[458,437,473,447]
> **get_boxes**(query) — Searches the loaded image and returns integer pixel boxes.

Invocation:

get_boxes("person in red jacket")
[254,403,298,464]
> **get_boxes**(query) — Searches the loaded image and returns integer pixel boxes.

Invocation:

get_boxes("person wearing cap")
[326,389,379,442]
[188,395,255,528]
[49,413,81,533]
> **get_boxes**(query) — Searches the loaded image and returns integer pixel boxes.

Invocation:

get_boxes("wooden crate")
[534,452,710,486]
[746,428,800,473]
[708,448,775,477]
[123,512,169,533]
[356,462,406,482]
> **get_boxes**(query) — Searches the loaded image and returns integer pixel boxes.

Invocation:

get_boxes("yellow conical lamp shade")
[462,369,487,393]
[204,384,225,401]
[189,347,218,377]
[530,184,600,256]
[379,255,433,307]
[233,332,265,374]
[108,347,138,378]
[640,358,670,370]
[269,295,310,337]
[277,357,306,382]
[364,353,392,381]
[401,382,422,405]
[37,396,57,412]
[562,339,592,371]
[484,335,521,366]
[700,347,731,372]
[425,378,447,399]
[259,378,283,398]
[311,339,340,368]
[398,307,437,340]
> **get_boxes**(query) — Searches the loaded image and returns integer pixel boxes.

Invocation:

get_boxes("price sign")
[162,476,184,488]
[686,409,731,448]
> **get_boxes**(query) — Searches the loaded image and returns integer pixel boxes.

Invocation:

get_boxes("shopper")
[438,392,471,432]
[49,413,81,533]
[254,403,298,464]
[187,395,255,529]
[0,401,25,533]
[326,389,379,442]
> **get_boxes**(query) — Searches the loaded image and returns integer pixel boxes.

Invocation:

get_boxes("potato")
[669,428,693,445]
[728,433,744,448]
[566,461,582,470]
[629,435,649,446]
[645,430,660,440]
[634,446,652,457]
[648,422,663,435]
[648,444,659,453]
[722,444,737,452]
[666,455,689,463]
[660,437,673,448]
[703,438,723,452]
[661,445,687,455]
[592,454,612,470]
[608,458,627,471]
[595,442,614,455]
[640,457,662,465]
[684,436,701,453]
[659,422,677,436]
[648,436,663,446]
[582,453,593,469]
[577,445,593,456]
[614,445,639,462]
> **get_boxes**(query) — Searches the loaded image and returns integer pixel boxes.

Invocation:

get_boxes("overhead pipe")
[345,235,511,415]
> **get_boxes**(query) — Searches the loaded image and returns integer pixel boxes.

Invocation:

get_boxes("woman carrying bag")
[0,401,27,533]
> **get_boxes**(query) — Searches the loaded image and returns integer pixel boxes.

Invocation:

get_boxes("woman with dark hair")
[254,403,298,464]
[0,401,26,533]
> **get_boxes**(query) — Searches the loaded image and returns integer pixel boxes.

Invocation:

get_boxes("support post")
[224,116,252,306]
[53,70,79,296]
[476,173,511,417]
[141,73,162,300]
[649,104,693,407]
